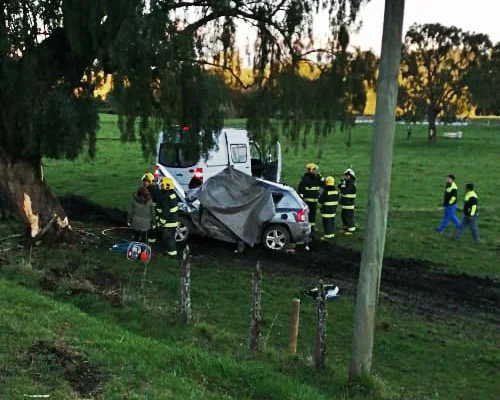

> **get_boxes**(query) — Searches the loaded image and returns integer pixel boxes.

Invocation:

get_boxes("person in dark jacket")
[318,176,339,240]
[142,172,159,246]
[298,163,324,229]
[436,174,461,233]
[157,177,179,256]
[455,183,479,243]
[128,187,155,244]
[339,168,357,235]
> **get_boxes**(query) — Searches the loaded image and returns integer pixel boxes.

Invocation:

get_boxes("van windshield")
[159,142,200,168]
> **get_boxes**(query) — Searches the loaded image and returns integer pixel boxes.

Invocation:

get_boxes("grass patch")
[1,115,499,399]
[44,116,500,278]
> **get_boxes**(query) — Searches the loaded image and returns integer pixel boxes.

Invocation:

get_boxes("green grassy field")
[1,115,499,399]
[45,115,500,278]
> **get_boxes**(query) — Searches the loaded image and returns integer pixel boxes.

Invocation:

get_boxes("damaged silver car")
[159,167,311,251]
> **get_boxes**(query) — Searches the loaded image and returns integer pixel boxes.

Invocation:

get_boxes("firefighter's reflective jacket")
[339,179,357,209]
[298,173,324,203]
[319,186,339,218]
[156,189,178,228]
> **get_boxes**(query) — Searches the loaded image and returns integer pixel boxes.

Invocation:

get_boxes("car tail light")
[296,208,305,222]
[153,167,160,179]
[193,167,203,181]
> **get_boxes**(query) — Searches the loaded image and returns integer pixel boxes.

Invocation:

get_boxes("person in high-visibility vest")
[436,174,461,233]
[298,163,324,230]
[339,168,357,235]
[157,177,179,256]
[455,183,479,243]
[318,176,339,240]
[142,173,159,246]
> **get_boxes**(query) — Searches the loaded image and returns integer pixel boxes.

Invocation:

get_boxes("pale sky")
[236,0,500,56]
[348,0,500,53]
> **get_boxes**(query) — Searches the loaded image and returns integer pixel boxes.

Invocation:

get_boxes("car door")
[262,142,282,183]
[225,130,251,176]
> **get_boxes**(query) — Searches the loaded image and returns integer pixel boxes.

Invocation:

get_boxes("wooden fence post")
[250,261,262,354]
[315,280,327,369]
[180,245,191,324]
[288,298,301,355]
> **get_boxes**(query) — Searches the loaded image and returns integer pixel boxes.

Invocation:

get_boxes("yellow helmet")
[160,177,174,190]
[142,173,155,183]
[306,163,318,172]
[325,176,335,186]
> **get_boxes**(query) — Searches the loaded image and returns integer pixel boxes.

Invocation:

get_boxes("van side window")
[231,144,247,163]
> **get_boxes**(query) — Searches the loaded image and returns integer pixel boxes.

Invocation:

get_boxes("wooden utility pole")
[349,0,406,380]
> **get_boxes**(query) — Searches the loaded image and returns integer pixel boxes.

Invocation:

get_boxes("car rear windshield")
[273,191,301,209]
[159,142,200,168]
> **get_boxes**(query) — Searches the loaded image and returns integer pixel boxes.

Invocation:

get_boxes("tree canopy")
[466,42,500,116]
[0,0,376,168]
[398,23,491,141]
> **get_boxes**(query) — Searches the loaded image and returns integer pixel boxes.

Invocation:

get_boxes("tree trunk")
[0,154,70,242]
[427,107,437,143]
[349,0,405,381]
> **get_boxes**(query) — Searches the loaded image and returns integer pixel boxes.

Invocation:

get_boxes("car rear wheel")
[262,225,290,251]
[175,216,191,243]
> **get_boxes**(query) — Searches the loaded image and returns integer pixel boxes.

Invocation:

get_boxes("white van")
[154,127,282,190]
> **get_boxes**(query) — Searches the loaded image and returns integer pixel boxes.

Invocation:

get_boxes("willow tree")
[399,23,491,142]
[0,0,372,241]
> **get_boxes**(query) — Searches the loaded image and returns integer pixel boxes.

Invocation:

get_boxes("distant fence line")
[356,115,500,127]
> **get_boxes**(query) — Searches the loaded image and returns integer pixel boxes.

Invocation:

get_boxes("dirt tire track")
[60,195,500,323]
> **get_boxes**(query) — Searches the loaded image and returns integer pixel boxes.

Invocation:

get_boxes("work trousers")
[321,216,336,240]
[455,214,479,243]
[132,230,148,244]
[437,204,460,232]
[161,227,178,256]
[306,202,318,228]
[341,208,355,234]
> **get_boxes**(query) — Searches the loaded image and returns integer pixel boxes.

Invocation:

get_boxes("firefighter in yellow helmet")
[298,163,324,230]
[339,168,357,235]
[157,177,179,256]
[318,176,338,240]
[142,173,159,246]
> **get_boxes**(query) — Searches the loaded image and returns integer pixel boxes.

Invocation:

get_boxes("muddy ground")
[60,195,500,324]
[26,341,106,397]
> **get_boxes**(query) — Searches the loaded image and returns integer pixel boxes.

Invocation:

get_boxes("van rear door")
[157,141,200,187]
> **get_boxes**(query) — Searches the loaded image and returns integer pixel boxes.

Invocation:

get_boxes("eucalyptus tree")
[0,0,373,241]
[466,42,500,116]
[399,23,491,142]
